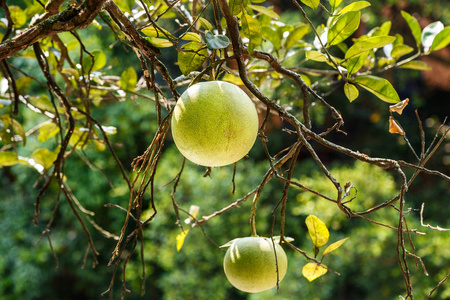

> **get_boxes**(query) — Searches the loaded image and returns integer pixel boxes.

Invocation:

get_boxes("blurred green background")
[1,0,449,299]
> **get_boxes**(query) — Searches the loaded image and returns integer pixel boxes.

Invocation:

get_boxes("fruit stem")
[250,193,258,237]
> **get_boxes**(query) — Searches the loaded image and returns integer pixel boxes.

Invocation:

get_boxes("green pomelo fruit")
[171,81,259,167]
[223,236,288,293]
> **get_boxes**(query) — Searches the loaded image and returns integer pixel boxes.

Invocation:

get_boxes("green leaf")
[241,12,262,54]
[391,44,413,59]
[38,123,60,143]
[198,17,213,31]
[305,215,329,248]
[345,36,396,60]
[29,95,55,112]
[328,11,361,46]
[205,31,230,50]
[285,25,310,50]
[176,230,189,252]
[339,1,370,14]
[247,4,280,19]
[15,77,32,92]
[229,0,245,16]
[82,49,106,72]
[8,6,27,28]
[322,237,349,258]
[422,21,444,53]
[31,148,58,171]
[178,42,208,75]
[305,50,328,62]
[120,67,137,92]
[262,26,281,50]
[329,0,343,12]
[398,60,431,71]
[346,51,368,75]
[400,11,421,47]
[141,26,174,39]
[181,32,202,43]
[299,0,320,10]
[0,151,19,167]
[302,263,328,282]
[147,37,173,48]
[344,83,359,102]
[368,21,391,37]
[430,26,450,52]
[0,115,26,145]
[353,75,400,103]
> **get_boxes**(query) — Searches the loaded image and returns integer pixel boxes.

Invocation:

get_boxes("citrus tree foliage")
[0,0,449,299]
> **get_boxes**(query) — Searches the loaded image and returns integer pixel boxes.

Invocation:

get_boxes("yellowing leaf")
[299,0,320,10]
[305,215,329,248]
[305,50,328,62]
[120,67,137,92]
[31,148,58,171]
[181,32,202,42]
[241,12,262,54]
[38,122,60,143]
[339,1,371,15]
[322,237,349,258]
[398,60,431,71]
[247,4,280,20]
[176,230,189,252]
[198,17,213,31]
[0,151,19,167]
[344,83,359,102]
[302,263,328,282]
[177,42,208,75]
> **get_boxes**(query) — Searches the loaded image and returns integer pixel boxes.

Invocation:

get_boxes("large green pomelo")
[171,81,259,167]
[223,237,288,293]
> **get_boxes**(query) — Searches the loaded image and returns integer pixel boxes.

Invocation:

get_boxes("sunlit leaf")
[329,0,343,12]
[181,32,202,42]
[31,148,58,171]
[430,26,450,52]
[369,21,391,37]
[0,151,19,167]
[398,60,431,71]
[198,17,213,31]
[247,4,280,19]
[285,25,310,50]
[299,0,320,10]
[262,26,281,50]
[38,122,60,143]
[305,215,329,248]
[120,67,137,92]
[339,1,370,14]
[241,12,262,54]
[8,6,27,28]
[422,21,444,53]
[82,49,106,72]
[400,11,421,47]
[176,230,190,252]
[353,75,400,103]
[391,44,413,59]
[302,263,328,282]
[346,51,368,75]
[141,26,174,39]
[147,37,173,48]
[178,42,208,75]
[205,31,230,49]
[328,11,360,46]
[389,116,404,135]
[344,83,359,102]
[322,237,349,258]
[305,50,328,62]
[345,36,396,60]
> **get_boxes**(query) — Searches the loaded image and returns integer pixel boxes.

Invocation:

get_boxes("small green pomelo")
[223,237,288,293]
[171,81,259,167]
